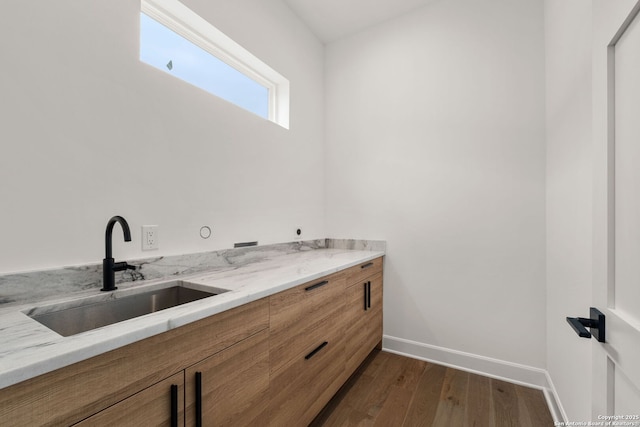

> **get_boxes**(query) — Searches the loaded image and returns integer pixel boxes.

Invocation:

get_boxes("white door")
[592,0,640,420]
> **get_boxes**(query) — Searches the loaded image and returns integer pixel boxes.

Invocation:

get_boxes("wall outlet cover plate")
[142,225,159,250]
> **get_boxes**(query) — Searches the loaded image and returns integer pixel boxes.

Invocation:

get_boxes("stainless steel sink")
[26,283,223,337]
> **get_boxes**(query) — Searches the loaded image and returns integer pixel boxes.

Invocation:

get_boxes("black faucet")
[102,215,136,291]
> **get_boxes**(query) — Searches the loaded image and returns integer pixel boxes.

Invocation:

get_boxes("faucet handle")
[113,261,136,272]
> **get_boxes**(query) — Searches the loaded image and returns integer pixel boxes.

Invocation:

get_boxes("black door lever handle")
[566,317,593,338]
[566,307,605,342]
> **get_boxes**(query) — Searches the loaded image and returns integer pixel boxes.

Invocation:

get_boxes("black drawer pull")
[305,341,328,360]
[170,384,178,427]
[305,280,329,292]
[367,281,372,308]
[361,262,374,269]
[195,372,202,427]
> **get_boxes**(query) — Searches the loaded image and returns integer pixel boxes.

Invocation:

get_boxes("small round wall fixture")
[200,226,212,239]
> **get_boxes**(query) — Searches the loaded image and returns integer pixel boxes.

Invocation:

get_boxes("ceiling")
[283,0,435,43]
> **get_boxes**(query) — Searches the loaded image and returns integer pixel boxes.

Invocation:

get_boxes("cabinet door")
[344,271,383,376]
[74,372,184,427]
[368,271,383,342]
[185,329,269,427]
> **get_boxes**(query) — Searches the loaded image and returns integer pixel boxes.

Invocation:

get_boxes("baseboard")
[382,335,565,423]
[544,370,568,424]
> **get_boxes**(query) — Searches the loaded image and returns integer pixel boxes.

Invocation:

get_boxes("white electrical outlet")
[142,225,159,250]
[294,227,302,241]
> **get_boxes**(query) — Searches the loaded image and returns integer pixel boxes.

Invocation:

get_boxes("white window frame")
[141,0,290,129]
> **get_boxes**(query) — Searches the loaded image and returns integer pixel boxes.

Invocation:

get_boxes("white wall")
[325,0,547,369]
[544,0,593,421]
[0,0,325,274]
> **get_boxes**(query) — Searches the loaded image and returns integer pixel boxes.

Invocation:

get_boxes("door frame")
[592,0,640,419]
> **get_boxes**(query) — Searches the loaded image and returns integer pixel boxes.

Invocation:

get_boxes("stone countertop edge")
[0,248,384,390]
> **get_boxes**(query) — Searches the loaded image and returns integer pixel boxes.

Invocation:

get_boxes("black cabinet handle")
[305,341,328,360]
[170,384,178,427]
[363,282,368,311]
[305,280,329,292]
[361,262,374,269]
[363,281,372,310]
[195,372,202,427]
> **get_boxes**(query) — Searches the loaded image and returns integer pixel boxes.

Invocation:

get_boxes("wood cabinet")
[269,271,346,375]
[74,372,184,427]
[0,298,269,426]
[343,258,384,377]
[269,271,347,426]
[0,256,384,427]
[185,328,270,426]
[76,319,270,427]
[269,258,384,426]
[269,328,346,427]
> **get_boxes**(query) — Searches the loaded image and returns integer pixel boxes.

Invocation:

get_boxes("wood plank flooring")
[310,350,554,427]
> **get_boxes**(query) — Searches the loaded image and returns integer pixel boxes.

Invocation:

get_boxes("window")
[140,0,289,128]
[140,14,269,118]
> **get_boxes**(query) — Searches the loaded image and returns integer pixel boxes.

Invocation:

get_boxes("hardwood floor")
[310,350,554,427]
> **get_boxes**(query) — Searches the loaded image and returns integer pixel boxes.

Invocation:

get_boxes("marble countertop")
[0,248,384,390]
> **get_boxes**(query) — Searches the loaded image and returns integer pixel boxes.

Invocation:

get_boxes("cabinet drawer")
[269,272,346,374]
[269,327,345,427]
[344,257,383,287]
[75,372,184,427]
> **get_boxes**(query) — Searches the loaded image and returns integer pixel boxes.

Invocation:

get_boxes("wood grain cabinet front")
[74,372,185,427]
[185,329,270,427]
[81,329,271,427]
[269,271,346,375]
[344,261,384,378]
[268,271,348,426]
[0,298,269,427]
[269,330,346,427]
[344,257,383,291]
